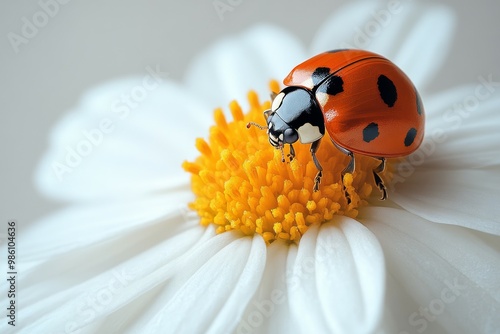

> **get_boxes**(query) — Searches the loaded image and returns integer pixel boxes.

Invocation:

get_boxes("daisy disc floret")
[183,82,392,244]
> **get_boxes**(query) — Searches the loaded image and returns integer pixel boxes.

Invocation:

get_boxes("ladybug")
[248,49,424,200]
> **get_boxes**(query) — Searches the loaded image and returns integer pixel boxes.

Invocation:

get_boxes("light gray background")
[1,0,499,225]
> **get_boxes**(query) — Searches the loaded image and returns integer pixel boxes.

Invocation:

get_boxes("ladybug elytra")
[248,49,425,201]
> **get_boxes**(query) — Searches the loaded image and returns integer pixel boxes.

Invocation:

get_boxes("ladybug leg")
[341,152,355,204]
[373,157,387,200]
[279,144,286,163]
[310,139,323,192]
[270,92,278,101]
[332,141,355,203]
[341,152,355,175]
[288,144,296,162]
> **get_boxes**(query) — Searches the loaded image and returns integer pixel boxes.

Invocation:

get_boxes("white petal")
[205,236,267,334]
[137,235,266,334]
[184,24,306,110]
[16,216,212,333]
[372,273,422,334]
[21,189,195,262]
[389,84,500,235]
[362,207,500,334]
[35,78,212,202]
[390,168,500,235]
[92,229,239,333]
[285,225,330,333]
[311,1,455,90]
[238,240,293,334]
[418,85,500,169]
[316,219,386,333]
[287,218,385,333]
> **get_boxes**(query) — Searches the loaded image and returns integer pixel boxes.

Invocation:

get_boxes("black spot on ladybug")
[416,91,423,115]
[377,75,397,107]
[312,67,331,86]
[404,128,417,146]
[363,122,379,143]
[317,75,344,96]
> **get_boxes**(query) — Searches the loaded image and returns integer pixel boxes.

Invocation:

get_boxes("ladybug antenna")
[246,122,267,130]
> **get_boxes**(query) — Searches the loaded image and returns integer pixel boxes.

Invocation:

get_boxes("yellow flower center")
[183,82,393,244]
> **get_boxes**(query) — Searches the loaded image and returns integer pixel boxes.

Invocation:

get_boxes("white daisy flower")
[8,1,500,334]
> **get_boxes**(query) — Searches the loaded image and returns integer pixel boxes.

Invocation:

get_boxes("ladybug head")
[247,111,295,149]
[264,109,298,148]
[247,86,324,149]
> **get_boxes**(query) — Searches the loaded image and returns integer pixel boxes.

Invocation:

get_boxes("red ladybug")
[248,49,424,200]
